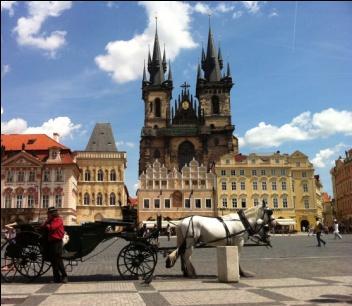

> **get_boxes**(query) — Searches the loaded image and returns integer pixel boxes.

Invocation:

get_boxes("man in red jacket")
[42,207,68,283]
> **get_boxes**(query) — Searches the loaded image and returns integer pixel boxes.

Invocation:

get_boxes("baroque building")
[139,24,238,175]
[331,149,352,228]
[137,159,216,221]
[75,123,128,223]
[1,134,79,226]
[215,151,322,232]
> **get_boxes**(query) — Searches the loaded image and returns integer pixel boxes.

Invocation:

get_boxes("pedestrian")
[41,207,68,283]
[314,217,326,247]
[1,222,18,272]
[166,224,171,241]
[333,219,342,240]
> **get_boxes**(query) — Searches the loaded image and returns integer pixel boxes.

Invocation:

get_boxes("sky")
[1,1,352,197]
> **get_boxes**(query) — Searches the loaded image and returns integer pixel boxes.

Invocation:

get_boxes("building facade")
[331,149,352,229]
[215,151,321,231]
[75,123,128,224]
[1,134,79,226]
[137,159,216,221]
[139,24,238,175]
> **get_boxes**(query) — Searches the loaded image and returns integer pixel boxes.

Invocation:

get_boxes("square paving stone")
[38,293,145,306]
[1,284,45,294]
[56,282,136,294]
[152,280,233,291]
[240,278,324,288]
[161,289,274,305]
[313,276,352,284]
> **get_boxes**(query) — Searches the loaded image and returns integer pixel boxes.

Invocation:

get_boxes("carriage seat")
[61,250,78,259]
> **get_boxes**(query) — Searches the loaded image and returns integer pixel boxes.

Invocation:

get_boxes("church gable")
[2,151,42,167]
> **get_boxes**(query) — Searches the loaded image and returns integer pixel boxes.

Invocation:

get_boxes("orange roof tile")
[1,134,68,151]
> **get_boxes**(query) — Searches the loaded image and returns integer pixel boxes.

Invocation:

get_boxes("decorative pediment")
[2,151,42,167]
[290,150,307,159]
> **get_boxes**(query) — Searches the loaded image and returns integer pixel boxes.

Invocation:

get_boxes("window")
[240,181,245,190]
[272,181,277,191]
[110,170,116,181]
[282,197,288,208]
[231,170,236,176]
[28,195,34,208]
[253,181,258,190]
[232,198,237,208]
[261,169,266,176]
[144,199,150,209]
[97,193,103,205]
[302,171,307,177]
[84,170,91,181]
[252,169,257,176]
[7,171,14,183]
[221,181,227,191]
[5,195,12,208]
[254,198,259,206]
[304,198,309,209]
[165,199,171,209]
[296,162,300,167]
[282,181,287,190]
[239,169,245,176]
[110,193,116,205]
[51,151,58,159]
[155,98,161,117]
[43,169,50,182]
[56,169,63,182]
[97,170,104,181]
[42,195,49,208]
[231,181,237,190]
[273,198,278,208]
[17,171,25,182]
[222,197,227,208]
[195,199,201,208]
[261,181,267,190]
[211,95,220,114]
[185,199,191,209]
[205,199,212,208]
[55,194,62,208]
[271,169,276,176]
[292,180,295,192]
[154,199,160,209]
[303,183,308,192]
[281,169,286,176]
[221,170,226,176]
[28,171,35,182]
[84,193,90,205]
[241,198,246,208]
[16,195,23,208]
[275,159,279,164]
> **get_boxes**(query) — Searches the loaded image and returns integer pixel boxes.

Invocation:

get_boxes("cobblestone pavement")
[2,234,352,306]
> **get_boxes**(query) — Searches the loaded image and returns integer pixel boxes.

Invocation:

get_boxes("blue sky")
[1,1,352,196]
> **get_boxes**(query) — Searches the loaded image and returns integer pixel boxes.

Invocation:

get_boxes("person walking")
[42,207,68,283]
[333,219,342,239]
[166,224,171,241]
[314,217,326,247]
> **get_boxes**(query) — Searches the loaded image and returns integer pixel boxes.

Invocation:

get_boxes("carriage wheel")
[117,243,157,280]
[13,241,46,280]
[1,239,19,282]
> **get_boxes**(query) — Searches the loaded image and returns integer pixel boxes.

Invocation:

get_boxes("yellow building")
[75,123,128,223]
[215,151,322,232]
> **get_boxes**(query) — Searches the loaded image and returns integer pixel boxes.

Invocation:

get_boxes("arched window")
[178,141,195,169]
[153,149,161,160]
[149,102,153,113]
[110,193,116,206]
[5,194,12,208]
[97,193,103,205]
[17,171,25,182]
[211,95,220,114]
[110,170,116,181]
[155,98,161,117]
[27,195,34,208]
[84,193,90,205]
[97,169,104,181]
[85,170,91,181]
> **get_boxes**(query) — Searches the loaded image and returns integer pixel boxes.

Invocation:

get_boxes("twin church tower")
[139,23,238,174]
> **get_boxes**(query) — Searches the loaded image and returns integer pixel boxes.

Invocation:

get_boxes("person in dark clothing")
[42,207,68,283]
[314,217,326,247]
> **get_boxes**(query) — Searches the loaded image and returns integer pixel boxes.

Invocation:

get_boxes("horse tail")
[166,225,186,268]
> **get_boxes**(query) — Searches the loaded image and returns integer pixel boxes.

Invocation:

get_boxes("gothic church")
[139,24,238,174]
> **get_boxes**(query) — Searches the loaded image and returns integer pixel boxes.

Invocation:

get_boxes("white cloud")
[1,116,81,139]
[13,1,72,57]
[1,64,11,78]
[116,141,135,148]
[107,1,118,9]
[311,143,347,168]
[240,108,352,148]
[241,1,262,14]
[95,1,197,84]
[194,2,211,15]
[269,9,278,18]
[193,2,235,15]
[232,11,243,19]
[1,1,17,16]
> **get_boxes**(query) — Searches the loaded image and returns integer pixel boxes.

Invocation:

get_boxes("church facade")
[139,25,238,175]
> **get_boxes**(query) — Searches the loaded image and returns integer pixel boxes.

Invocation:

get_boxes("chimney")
[53,133,60,143]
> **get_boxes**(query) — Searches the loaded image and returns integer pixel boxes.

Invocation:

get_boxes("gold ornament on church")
[182,100,190,110]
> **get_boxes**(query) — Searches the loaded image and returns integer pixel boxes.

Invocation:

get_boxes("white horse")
[166,202,276,277]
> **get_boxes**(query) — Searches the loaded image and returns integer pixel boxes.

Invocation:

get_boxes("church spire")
[142,60,147,82]
[162,44,167,73]
[218,44,223,70]
[168,60,173,81]
[226,62,231,77]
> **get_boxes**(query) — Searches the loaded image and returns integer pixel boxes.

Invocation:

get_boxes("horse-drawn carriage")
[1,207,159,283]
